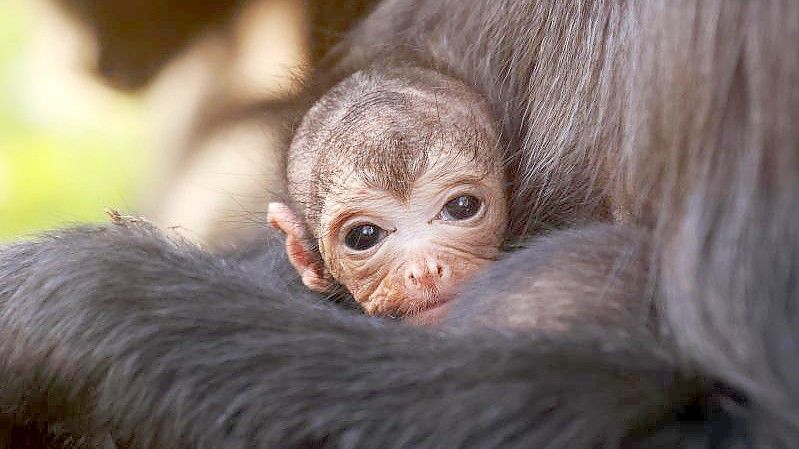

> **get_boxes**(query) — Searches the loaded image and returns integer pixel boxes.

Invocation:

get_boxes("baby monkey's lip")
[404,296,454,326]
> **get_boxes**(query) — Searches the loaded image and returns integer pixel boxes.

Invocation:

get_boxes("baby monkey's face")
[318,154,507,323]
[269,68,507,324]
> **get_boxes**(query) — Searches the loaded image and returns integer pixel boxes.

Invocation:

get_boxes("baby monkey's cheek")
[359,275,409,316]
[329,259,391,309]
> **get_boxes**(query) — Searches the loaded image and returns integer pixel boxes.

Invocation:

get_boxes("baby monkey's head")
[269,68,507,324]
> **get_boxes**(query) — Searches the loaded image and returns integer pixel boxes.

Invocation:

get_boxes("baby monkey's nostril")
[405,262,443,290]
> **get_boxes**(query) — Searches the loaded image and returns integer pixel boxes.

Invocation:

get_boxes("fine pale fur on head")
[287,67,505,237]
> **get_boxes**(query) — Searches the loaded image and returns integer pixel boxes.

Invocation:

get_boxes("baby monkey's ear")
[267,202,331,292]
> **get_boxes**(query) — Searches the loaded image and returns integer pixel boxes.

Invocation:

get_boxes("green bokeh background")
[0,2,147,241]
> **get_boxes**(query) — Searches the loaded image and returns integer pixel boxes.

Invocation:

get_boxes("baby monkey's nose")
[405,258,450,291]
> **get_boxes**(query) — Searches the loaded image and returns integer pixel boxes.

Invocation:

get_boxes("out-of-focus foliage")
[0,1,148,241]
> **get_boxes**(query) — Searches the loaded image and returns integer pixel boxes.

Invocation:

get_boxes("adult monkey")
[1,2,797,449]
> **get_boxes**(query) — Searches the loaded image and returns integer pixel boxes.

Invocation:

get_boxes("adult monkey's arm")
[0,224,685,449]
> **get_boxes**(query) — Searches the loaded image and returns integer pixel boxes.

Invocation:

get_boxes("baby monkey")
[268,68,508,324]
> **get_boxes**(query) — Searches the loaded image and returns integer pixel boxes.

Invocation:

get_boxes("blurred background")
[0,0,377,246]
[0,0,148,241]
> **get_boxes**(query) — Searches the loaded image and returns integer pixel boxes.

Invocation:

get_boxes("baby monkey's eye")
[441,195,481,221]
[344,224,387,251]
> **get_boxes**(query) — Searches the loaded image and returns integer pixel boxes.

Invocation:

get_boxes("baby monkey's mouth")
[371,288,455,324]
[403,296,454,325]
[395,290,457,325]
